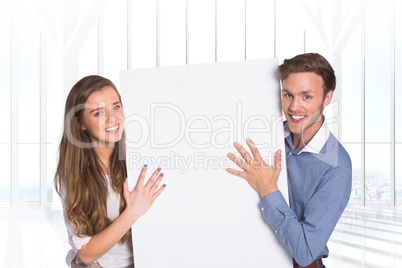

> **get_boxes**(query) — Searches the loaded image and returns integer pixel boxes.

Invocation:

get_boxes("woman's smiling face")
[79,86,125,147]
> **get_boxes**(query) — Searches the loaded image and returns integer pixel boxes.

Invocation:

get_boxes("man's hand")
[226,138,282,199]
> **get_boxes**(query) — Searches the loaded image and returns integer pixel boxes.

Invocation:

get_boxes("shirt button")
[261,207,265,212]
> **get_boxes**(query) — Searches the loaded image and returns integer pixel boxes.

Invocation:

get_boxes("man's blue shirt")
[259,119,352,267]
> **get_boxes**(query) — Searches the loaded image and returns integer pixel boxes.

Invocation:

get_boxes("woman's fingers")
[151,183,166,202]
[149,172,165,194]
[144,167,162,191]
[136,164,148,187]
[133,166,166,196]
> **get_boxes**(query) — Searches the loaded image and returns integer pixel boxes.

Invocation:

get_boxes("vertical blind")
[0,0,400,206]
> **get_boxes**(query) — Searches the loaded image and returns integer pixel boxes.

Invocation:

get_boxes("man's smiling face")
[281,72,333,145]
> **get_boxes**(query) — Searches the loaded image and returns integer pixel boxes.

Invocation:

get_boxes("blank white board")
[120,59,292,268]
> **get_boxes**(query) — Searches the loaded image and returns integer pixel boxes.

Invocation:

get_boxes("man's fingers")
[246,138,263,160]
[274,150,282,169]
[226,168,247,179]
[227,152,249,170]
[233,142,253,164]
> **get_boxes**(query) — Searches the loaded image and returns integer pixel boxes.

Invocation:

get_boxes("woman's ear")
[75,116,87,131]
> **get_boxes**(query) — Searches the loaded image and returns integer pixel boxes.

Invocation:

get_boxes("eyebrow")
[89,101,121,114]
[281,89,315,94]
[110,101,122,107]
[90,107,103,114]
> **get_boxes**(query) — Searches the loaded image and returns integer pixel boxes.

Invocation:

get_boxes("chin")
[287,122,300,131]
[101,135,123,145]
[109,136,123,144]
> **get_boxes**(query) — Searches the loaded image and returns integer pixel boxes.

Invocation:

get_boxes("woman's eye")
[95,111,103,117]
[113,105,120,111]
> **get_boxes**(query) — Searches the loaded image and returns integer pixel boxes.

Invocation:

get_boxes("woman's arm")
[77,166,166,265]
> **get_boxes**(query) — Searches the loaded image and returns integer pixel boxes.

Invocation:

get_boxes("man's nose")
[289,97,301,111]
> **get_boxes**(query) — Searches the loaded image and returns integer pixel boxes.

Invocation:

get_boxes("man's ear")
[323,90,334,107]
[75,116,87,131]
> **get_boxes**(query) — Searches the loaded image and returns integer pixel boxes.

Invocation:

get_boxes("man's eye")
[113,105,120,111]
[284,93,292,98]
[304,95,312,100]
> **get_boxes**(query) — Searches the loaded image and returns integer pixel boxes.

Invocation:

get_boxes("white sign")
[120,59,292,268]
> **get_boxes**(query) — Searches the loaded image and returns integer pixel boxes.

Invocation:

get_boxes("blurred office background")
[0,0,401,267]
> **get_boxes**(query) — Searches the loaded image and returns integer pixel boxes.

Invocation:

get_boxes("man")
[227,53,352,268]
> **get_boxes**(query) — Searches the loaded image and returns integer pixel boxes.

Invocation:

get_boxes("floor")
[0,204,68,268]
[325,205,402,268]
[0,204,401,268]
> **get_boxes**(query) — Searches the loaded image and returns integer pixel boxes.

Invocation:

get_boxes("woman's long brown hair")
[54,75,131,243]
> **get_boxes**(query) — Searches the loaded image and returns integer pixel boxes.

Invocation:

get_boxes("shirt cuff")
[72,235,92,251]
[259,190,288,231]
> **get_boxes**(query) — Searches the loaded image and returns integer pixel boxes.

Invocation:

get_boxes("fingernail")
[144,164,148,168]
[162,184,166,188]
[160,173,164,177]
[157,167,161,172]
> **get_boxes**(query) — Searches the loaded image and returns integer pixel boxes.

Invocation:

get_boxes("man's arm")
[226,138,352,266]
[259,165,351,266]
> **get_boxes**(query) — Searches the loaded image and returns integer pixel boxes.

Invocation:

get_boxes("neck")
[291,119,323,150]
[94,145,115,175]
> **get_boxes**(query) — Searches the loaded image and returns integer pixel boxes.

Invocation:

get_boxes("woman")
[54,75,166,267]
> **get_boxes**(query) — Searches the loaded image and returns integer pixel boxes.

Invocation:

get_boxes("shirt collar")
[284,116,330,155]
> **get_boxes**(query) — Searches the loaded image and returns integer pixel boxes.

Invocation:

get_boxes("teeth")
[291,115,305,120]
[105,125,119,132]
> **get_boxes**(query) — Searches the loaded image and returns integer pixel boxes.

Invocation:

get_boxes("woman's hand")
[226,138,282,199]
[123,165,166,222]
[76,166,166,265]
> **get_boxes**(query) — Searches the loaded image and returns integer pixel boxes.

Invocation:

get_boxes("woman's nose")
[106,110,116,123]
